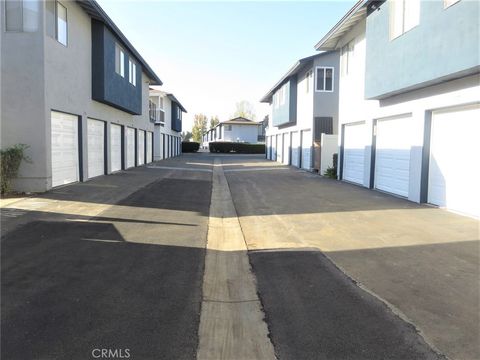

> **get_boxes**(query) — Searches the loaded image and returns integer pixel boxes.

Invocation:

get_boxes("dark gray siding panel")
[314,117,333,141]
[91,20,142,115]
[171,103,182,132]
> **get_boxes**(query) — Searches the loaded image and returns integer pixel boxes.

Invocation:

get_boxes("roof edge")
[314,0,367,51]
[78,0,163,85]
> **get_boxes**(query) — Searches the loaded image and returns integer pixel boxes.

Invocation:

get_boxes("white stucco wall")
[222,124,259,143]
[336,18,480,203]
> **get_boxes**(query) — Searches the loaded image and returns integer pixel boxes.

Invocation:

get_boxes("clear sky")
[97,0,356,131]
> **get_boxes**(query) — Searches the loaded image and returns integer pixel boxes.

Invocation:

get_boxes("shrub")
[182,141,200,153]
[324,153,338,179]
[209,142,265,154]
[0,144,30,194]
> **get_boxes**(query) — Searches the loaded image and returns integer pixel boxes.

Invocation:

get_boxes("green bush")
[208,141,265,154]
[209,142,265,154]
[0,144,30,194]
[182,142,200,153]
[324,153,338,179]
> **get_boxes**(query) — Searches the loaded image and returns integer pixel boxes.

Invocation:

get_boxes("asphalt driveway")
[224,154,479,360]
[1,155,212,360]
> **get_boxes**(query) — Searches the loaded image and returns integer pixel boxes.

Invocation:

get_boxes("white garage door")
[375,116,413,197]
[429,105,480,217]
[110,124,122,172]
[272,135,277,161]
[126,127,135,168]
[291,131,300,168]
[343,122,368,185]
[138,130,145,165]
[266,136,271,160]
[277,133,284,163]
[146,131,153,164]
[87,119,105,179]
[282,133,290,165]
[301,130,312,170]
[51,111,79,187]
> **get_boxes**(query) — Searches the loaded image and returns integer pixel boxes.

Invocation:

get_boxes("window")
[5,0,39,32]
[115,43,125,77]
[159,96,164,109]
[56,2,67,45]
[340,41,354,76]
[444,0,460,8]
[389,0,420,40]
[315,67,334,92]
[128,59,136,86]
[225,125,232,131]
[305,70,313,93]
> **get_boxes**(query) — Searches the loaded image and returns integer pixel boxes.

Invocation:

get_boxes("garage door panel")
[291,132,300,168]
[138,130,145,165]
[87,119,105,179]
[343,122,367,184]
[283,133,290,165]
[301,130,312,170]
[429,105,480,217]
[110,124,122,172]
[126,128,135,168]
[375,116,412,197]
[51,111,79,187]
[146,132,153,164]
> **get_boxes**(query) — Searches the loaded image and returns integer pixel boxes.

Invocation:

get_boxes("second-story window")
[389,0,420,40]
[128,59,136,86]
[225,125,232,131]
[316,67,334,92]
[306,70,313,93]
[5,0,40,32]
[115,43,125,77]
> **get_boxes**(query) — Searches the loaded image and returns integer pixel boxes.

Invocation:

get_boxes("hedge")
[182,141,200,153]
[209,142,265,154]
[1,144,29,194]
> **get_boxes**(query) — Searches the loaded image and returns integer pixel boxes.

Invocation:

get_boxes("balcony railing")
[149,109,165,123]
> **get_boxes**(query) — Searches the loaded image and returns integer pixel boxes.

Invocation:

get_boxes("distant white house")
[202,117,264,148]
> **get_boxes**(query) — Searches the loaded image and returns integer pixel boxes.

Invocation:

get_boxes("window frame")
[315,66,335,93]
[444,0,460,9]
[305,70,313,93]
[389,0,420,40]
[55,1,68,46]
[128,58,137,86]
[4,0,41,33]
[115,43,125,78]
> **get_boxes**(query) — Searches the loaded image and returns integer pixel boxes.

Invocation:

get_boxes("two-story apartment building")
[1,0,162,192]
[149,89,186,161]
[202,117,263,147]
[261,52,340,174]
[315,0,479,218]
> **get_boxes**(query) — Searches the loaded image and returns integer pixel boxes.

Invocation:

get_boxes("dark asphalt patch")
[250,250,445,360]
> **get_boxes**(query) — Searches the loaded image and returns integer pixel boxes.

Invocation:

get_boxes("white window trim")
[389,0,420,40]
[128,59,136,86]
[444,0,460,9]
[55,1,68,46]
[315,66,335,93]
[115,43,125,78]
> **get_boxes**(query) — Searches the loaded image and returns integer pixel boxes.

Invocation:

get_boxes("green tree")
[181,131,193,142]
[210,116,220,129]
[192,114,208,143]
[233,100,256,120]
